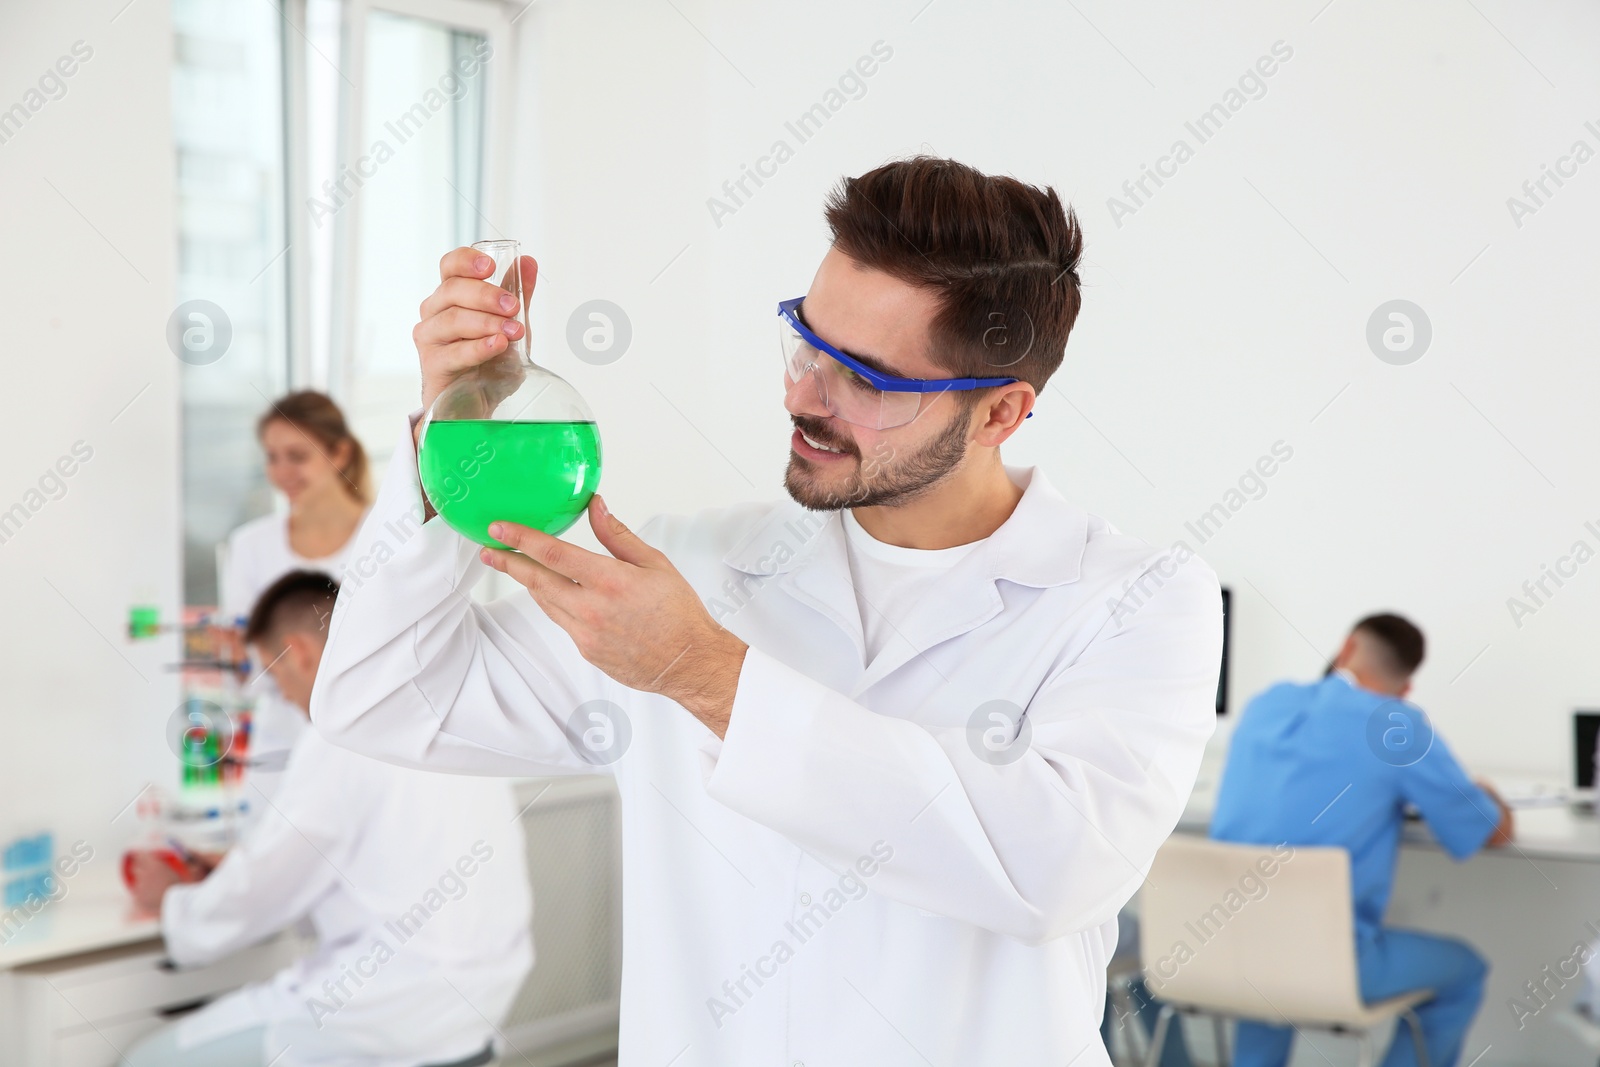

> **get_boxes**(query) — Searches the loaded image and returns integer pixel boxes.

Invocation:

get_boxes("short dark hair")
[1353,613,1425,677]
[245,570,340,647]
[824,156,1084,397]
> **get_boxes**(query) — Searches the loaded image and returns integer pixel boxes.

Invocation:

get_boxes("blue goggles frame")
[777,297,1033,418]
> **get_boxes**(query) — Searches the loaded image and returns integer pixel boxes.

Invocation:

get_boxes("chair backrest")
[1139,836,1365,1023]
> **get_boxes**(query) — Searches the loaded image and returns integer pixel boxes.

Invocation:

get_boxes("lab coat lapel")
[719,502,867,667]
[846,551,1005,698]
[777,511,867,668]
[761,512,1006,693]
[721,465,1088,699]
[840,464,1089,697]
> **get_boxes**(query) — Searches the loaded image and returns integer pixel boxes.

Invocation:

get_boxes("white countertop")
[1179,753,1600,863]
[0,867,160,970]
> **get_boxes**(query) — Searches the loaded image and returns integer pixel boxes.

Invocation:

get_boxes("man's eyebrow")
[796,304,908,379]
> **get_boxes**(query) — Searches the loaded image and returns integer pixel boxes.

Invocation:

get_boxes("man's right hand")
[411,247,537,450]
[1477,780,1515,848]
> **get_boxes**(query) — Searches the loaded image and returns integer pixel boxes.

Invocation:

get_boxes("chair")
[1138,836,1431,1067]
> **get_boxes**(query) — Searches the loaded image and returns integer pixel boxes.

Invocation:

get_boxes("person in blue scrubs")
[1211,613,1513,1067]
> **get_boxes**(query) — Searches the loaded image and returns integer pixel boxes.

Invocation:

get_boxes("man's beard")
[783,406,970,511]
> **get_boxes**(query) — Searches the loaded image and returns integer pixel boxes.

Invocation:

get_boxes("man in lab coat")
[125,570,533,1067]
[1210,614,1513,1067]
[313,156,1223,1066]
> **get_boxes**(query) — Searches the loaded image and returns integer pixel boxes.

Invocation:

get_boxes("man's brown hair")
[824,156,1084,399]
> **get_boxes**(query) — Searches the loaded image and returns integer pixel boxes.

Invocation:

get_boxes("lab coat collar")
[720,464,1088,686]
[720,463,1086,585]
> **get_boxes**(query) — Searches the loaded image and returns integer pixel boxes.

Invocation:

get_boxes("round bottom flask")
[418,240,603,548]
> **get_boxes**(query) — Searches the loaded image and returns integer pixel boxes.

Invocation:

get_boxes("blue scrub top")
[1210,673,1498,934]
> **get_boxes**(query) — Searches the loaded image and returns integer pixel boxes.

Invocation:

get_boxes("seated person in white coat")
[124,570,533,1067]
[312,156,1223,1067]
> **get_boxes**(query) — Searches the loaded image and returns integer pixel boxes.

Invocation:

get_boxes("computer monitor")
[1575,711,1600,789]
[1217,587,1231,716]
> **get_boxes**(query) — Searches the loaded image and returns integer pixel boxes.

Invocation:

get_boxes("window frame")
[282,0,520,400]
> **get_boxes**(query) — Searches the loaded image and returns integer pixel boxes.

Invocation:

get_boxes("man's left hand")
[481,495,748,738]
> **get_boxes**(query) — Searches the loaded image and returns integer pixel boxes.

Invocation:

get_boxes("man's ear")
[284,631,315,671]
[1332,634,1357,669]
[249,638,280,673]
[973,385,1034,448]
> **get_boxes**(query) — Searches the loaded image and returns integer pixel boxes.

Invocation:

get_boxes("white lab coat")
[161,716,533,1067]
[313,413,1221,1067]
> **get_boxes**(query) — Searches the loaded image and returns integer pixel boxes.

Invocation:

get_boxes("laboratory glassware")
[418,239,602,548]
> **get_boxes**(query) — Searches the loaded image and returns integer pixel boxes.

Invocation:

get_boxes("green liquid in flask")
[419,419,603,548]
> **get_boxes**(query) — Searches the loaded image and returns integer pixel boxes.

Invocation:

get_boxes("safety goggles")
[778,297,1033,430]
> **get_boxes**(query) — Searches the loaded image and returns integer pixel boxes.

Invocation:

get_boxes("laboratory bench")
[0,774,624,1067]
[0,864,301,1067]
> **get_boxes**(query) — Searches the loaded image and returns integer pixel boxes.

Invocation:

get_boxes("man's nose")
[783,367,830,420]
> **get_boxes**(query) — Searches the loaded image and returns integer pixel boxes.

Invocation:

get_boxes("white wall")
[0,4,178,860]
[510,0,1600,775]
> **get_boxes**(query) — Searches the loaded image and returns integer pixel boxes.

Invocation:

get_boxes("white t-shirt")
[220,511,368,794]
[841,508,986,667]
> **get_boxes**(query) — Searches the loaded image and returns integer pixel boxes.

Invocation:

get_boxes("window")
[173,0,512,606]
[332,8,493,456]
[172,0,291,606]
